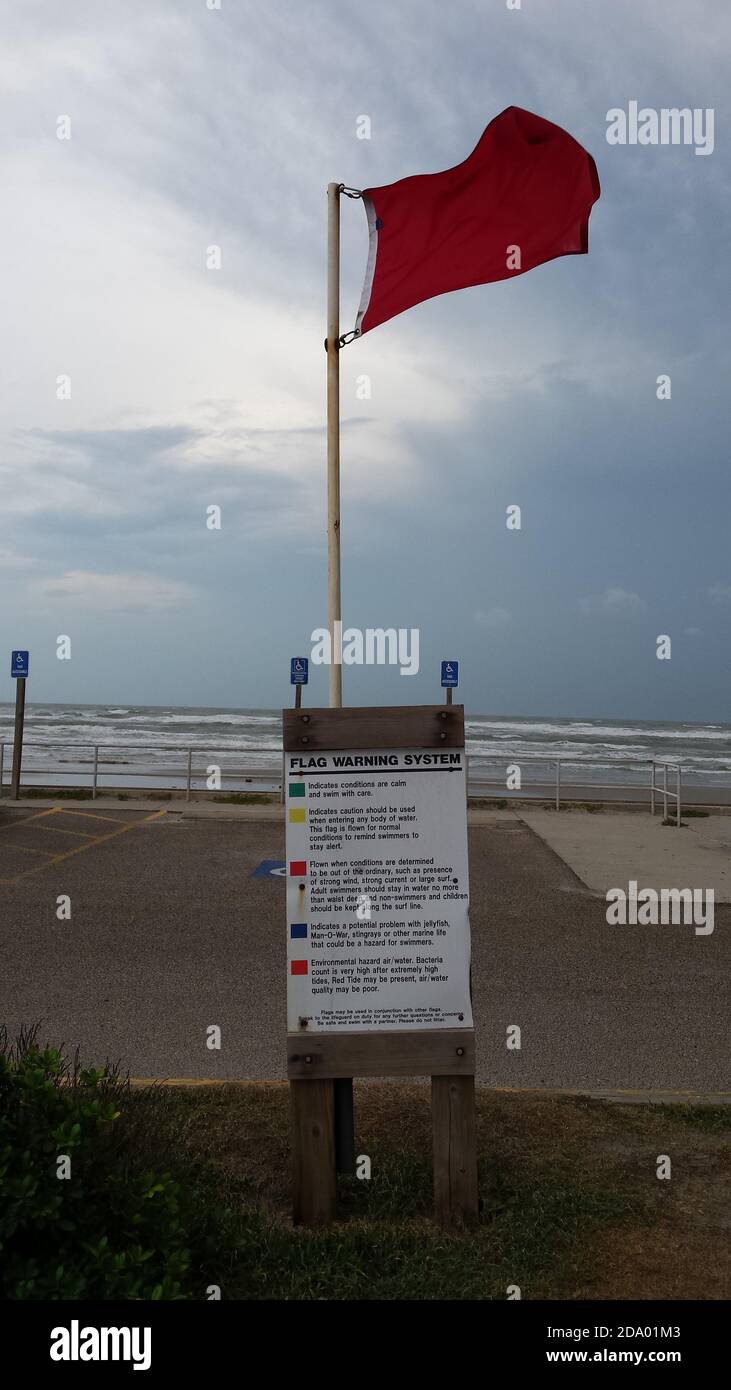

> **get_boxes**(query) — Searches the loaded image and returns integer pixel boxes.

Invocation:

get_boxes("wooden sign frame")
[283,704,478,1228]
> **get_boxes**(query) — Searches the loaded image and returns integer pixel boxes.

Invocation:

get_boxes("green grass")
[668,1105,731,1133]
[208,1182,643,1301]
[5,1031,729,1300]
[17,787,89,800]
[212,792,275,804]
[116,1083,730,1301]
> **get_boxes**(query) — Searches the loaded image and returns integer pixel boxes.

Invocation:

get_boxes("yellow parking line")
[9,844,57,856]
[32,823,99,838]
[0,809,166,884]
[125,1079,731,1102]
[492,1084,731,1100]
[0,807,120,833]
[129,1078,731,1100]
[46,807,131,825]
[0,809,56,833]
[129,1077,289,1088]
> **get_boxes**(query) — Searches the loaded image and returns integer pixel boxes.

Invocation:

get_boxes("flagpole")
[327,182,342,709]
[326,181,355,1174]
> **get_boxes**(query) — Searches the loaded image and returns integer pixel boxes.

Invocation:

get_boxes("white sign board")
[285,748,472,1033]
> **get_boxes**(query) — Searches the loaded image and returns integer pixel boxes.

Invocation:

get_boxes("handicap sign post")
[9,650,29,799]
[290,657,308,709]
[440,660,459,705]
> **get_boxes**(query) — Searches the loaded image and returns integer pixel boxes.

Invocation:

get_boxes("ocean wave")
[159,713,278,725]
[466,718,730,743]
[1,707,729,790]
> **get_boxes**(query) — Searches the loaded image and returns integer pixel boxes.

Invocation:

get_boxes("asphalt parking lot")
[1,803,729,1092]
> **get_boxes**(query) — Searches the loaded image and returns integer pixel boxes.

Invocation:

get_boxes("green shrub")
[0,1027,209,1299]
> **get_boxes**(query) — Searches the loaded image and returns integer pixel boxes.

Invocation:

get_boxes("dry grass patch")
[122,1083,730,1299]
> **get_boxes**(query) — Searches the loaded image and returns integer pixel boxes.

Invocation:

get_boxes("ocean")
[1,704,730,796]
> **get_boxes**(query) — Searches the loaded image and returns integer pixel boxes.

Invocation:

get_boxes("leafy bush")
[0,1027,217,1299]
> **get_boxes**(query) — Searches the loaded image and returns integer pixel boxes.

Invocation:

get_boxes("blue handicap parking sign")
[11,650,29,678]
[441,660,458,688]
[251,859,286,879]
[290,657,308,685]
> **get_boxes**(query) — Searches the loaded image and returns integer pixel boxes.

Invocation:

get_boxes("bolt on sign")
[285,734,472,1033]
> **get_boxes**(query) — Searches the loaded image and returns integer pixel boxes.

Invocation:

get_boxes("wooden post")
[10,676,26,800]
[432,1074,479,1229]
[289,1027,477,1229]
[291,1078,337,1225]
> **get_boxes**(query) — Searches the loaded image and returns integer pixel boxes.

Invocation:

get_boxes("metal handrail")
[0,739,718,819]
[0,739,286,802]
[649,759,682,825]
[0,740,284,750]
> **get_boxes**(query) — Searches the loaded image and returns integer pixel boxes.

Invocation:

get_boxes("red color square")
[289,861,307,876]
[290,960,308,976]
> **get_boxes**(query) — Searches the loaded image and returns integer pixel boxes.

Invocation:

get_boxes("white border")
[355,194,378,334]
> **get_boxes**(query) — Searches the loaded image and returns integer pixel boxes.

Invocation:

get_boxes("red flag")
[355,107,600,336]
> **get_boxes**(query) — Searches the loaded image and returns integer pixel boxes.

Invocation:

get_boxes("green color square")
[289,782,306,797]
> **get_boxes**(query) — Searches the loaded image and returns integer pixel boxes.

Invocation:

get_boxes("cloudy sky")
[1,0,729,718]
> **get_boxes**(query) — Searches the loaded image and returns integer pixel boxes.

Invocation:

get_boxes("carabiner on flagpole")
[323,329,360,351]
[339,185,362,199]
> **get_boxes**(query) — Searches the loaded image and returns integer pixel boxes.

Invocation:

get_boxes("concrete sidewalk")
[519,809,731,902]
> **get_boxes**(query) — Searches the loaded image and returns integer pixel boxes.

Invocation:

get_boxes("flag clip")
[339,185,362,199]
[338,330,360,347]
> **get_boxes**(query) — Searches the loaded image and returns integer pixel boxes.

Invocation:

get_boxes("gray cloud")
[579,588,648,618]
[1,0,729,717]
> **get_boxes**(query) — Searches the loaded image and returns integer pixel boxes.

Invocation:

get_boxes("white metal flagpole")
[326,181,355,1174]
[326,181,342,710]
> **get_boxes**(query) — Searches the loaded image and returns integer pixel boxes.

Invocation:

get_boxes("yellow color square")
[288,808,306,824]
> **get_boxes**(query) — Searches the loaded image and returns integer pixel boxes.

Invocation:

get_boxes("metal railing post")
[1,745,707,809]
